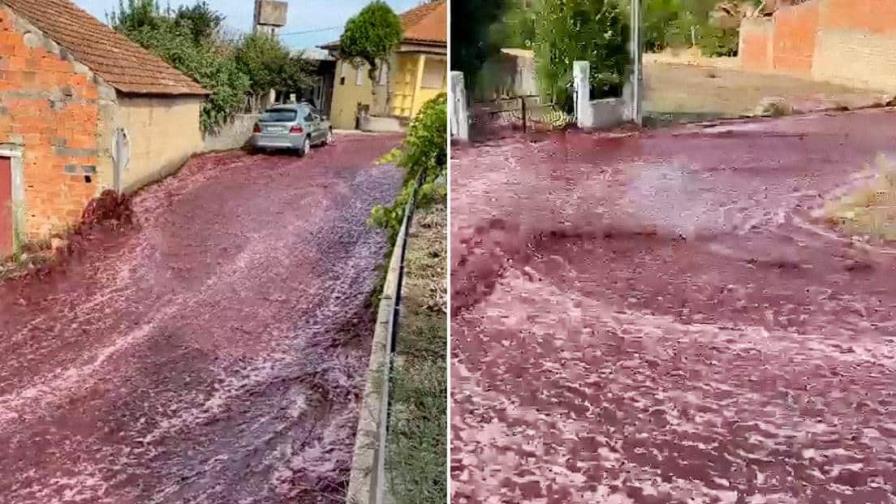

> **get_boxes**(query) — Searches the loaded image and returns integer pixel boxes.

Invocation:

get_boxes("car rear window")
[260,109,298,122]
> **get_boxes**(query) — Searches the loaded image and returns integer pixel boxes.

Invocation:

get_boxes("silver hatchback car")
[250,103,333,156]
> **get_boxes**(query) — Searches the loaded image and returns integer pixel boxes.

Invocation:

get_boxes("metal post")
[631,0,643,125]
[521,96,527,133]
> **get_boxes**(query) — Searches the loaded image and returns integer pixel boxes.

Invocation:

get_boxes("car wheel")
[324,129,334,145]
[298,136,311,157]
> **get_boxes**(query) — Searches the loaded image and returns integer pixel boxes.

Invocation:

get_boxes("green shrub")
[111,0,251,132]
[534,0,629,108]
[235,34,313,101]
[370,94,447,245]
[121,22,250,132]
[638,0,743,56]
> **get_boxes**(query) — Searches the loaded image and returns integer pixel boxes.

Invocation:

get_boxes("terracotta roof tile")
[400,0,446,45]
[2,0,209,96]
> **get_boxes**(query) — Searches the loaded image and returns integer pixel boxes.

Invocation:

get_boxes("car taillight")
[253,123,261,133]
[289,125,304,135]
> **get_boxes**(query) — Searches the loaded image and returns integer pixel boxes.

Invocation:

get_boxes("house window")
[421,58,446,89]
[377,63,388,85]
[339,61,347,85]
[356,64,365,86]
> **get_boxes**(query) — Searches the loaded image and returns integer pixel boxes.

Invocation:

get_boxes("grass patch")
[387,201,446,504]
[825,156,896,242]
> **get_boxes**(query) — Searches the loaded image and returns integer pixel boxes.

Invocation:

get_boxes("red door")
[0,157,12,257]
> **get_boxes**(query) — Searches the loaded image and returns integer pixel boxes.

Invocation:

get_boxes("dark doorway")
[0,157,12,257]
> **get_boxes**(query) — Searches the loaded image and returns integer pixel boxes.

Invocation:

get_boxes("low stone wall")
[203,114,260,152]
[573,61,632,130]
[587,97,628,129]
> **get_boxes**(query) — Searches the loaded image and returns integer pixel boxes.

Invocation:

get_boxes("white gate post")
[573,61,591,128]
[630,0,644,125]
[450,71,469,141]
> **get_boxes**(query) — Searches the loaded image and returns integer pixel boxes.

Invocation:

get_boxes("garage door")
[0,157,12,257]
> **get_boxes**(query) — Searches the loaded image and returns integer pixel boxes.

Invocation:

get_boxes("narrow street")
[451,110,896,503]
[0,134,402,503]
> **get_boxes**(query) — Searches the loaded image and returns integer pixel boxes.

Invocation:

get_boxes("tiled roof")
[320,0,447,50]
[2,0,209,96]
[401,0,446,45]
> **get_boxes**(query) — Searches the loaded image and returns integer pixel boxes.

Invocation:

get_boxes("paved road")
[0,135,402,503]
[452,111,896,503]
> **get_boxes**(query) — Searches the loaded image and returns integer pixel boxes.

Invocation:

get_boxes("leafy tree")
[340,0,402,111]
[235,34,313,102]
[534,0,629,107]
[450,0,507,90]
[173,1,224,43]
[110,0,259,132]
[489,1,537,49]
[636,0,743,56]
[108,0,165,31]
[371,94,447,245]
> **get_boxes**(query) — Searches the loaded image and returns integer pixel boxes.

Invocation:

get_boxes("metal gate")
[469,95,574,140]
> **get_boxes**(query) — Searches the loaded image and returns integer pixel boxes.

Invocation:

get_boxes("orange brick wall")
[739,18,774,72]
[771,0,819,76]
[0,6,102,239]
[738,0,896,91]
[822,0,896,35]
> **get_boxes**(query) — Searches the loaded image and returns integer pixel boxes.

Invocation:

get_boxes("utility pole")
[630,0,643,125]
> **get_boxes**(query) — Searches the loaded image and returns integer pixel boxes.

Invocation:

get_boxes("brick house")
[0,0,209,256]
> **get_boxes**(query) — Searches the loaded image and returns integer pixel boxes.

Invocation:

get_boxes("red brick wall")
[822,0,896,35]
[740,19,774,72]
[771,0,819,75]
[0,6,101,239]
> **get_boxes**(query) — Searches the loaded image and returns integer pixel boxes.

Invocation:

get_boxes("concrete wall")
[330,59,374,130]
[573,61,630,130]
[203,114,260,152]
[740,0,896,91]
[114,95,204,193]
[474,49,538,101]
[0,6,106,239]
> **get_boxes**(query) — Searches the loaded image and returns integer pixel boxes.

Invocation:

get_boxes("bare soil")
[645,61,891,122]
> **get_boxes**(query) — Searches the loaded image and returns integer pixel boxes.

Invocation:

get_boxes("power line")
[278,25,342,37]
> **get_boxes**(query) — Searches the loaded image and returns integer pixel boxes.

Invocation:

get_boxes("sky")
[73,0,423,49]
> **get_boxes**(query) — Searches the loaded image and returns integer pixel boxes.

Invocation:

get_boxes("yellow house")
[323,0,447,130]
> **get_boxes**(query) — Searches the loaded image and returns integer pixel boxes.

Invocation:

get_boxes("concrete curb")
[346,195,415,504]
